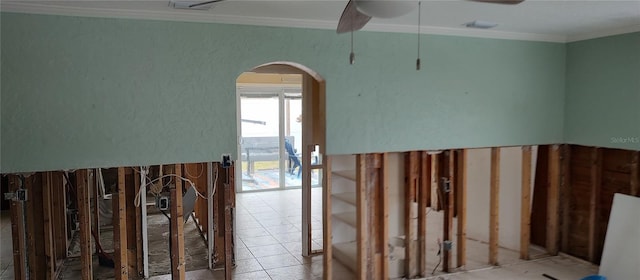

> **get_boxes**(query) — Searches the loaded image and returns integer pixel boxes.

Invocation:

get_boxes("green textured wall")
[565,32,640,151]
[1,12,566,173]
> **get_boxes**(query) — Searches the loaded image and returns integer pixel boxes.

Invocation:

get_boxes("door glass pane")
[240,95,280,191]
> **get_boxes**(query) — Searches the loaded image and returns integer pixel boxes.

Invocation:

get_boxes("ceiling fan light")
[355,0,414,18]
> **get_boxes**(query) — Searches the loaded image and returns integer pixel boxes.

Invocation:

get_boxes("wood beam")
[76,170,93,280]
[8,175,27,280]
[380,153,389,279]
[588,148,602,263]
[52,172,68,261]
[443,150,455,272]
[171,164,186,279]
[356,154,367,280]
[114,168,128,280]
[418,152,430,275]
[223,165,234,280]
[560,145,572,253]
[546,145,561,255]
[25,174,46,279]
[489,147,500,265]
[431,154,440,210]
[456,149,467,268]
[404,151,419,277]
[42,172,56,278]
[631,151,639,196]
[520,146,532,260]
[323,157,333,280]
[134,170,143,276]
[93,170,100,255]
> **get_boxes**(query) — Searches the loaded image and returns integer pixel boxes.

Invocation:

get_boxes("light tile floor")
[151,188,325,280]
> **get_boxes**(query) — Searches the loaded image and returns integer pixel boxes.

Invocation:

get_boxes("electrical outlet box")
[443,240,453,251]
[221,154,232,168]
[441,178,451,193]
[3,189,27,201]
[156,196,170,211]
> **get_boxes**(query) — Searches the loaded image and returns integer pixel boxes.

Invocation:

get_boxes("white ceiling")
[2,0,640,42]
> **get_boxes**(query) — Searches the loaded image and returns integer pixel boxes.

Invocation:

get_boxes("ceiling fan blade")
[337,0,372,34]
[189,0,224,8]
[469,0,525,4]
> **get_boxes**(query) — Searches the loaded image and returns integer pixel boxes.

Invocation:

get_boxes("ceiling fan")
[337,0,525,33]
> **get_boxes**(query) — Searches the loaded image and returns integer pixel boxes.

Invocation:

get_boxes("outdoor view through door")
[238,84,320,192]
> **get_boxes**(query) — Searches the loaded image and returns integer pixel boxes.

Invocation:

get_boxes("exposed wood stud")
[171,164,186,280]
[520,146,532,260]
[456,149,467,268]
[405,151,419,277]
[42,172,56,278]
[380,153,390,279]
[489,147,500,265]
[418,151,430,275]
[323,156,333,280]
[223,165,234,280]
[9,175,27,280]
[93,170,101,255]
[431,154,440,210]
[443,150,455,272]
[356,154,367,280]
[546,145,561,255]
[587,148,602,263]
[134,168,144,276]
[631,152,639,196]
[114,168,128,280]
[77,170,94,280]
[560,145,572,253]
[52,172,68,261]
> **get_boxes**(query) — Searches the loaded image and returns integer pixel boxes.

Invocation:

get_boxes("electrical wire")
[184,163,204,179]
[133,168,218,207]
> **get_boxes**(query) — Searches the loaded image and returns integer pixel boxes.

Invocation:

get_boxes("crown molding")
[566,24,640,42]
[2,1,637,43]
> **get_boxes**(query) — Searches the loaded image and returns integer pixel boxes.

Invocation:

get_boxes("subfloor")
[59,208,209,279]
[0,211,14,280]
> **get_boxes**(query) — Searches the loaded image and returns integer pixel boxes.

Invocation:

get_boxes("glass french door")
[237,89,303,192]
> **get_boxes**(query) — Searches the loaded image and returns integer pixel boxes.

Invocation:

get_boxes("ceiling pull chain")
[416,1,422,70]
[350,30,355,65]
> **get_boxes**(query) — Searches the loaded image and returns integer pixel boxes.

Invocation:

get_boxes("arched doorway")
[235,62,327,263]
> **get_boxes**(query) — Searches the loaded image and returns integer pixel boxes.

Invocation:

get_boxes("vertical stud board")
[52,172,68,261]
[42,172,56,278]
[8,175,27,280]
[631,152,639,196]
[356,154,367,280]
[114,168,128,280]
[418,152,430,275]
[171,164,186,279]
[93,170,101,255]
[76,170,94,280]
[26,174,47,279]
[443,150,455,272]
[560,145,572,253]
[588,148,602,262]
[456,149,467,268]
[520,146,532,260]
[489,147,500,265]
[366,153,387,279]
[547,145,561,255]
[134,169,143,276]
[404,151,419,277]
